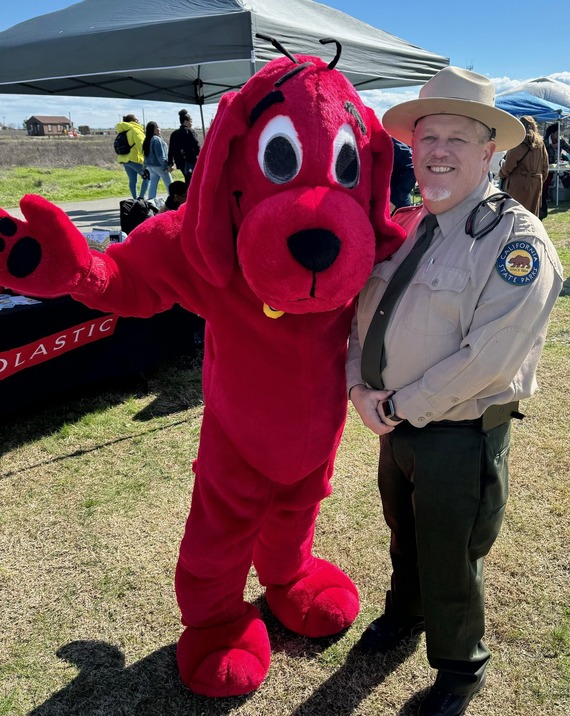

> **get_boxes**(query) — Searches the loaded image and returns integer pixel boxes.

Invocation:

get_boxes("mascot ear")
[182,91,249,287]
[366,107,407,262]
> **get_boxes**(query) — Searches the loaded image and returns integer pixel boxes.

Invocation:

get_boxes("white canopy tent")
[497,77,570,109]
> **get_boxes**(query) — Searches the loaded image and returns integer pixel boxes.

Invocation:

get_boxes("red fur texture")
[0,53,406,697]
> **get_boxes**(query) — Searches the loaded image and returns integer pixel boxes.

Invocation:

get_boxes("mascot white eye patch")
[333,124,360,189]
[258,115,303,184]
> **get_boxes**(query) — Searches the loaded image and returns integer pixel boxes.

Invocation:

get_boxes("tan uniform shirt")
[347,179,564,427]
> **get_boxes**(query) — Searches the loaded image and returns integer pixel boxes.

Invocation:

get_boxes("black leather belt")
[433,401,524,430]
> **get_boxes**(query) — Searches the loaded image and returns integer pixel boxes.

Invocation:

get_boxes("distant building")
[25,115,72,137]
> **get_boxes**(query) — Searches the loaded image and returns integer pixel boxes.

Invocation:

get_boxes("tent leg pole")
[556,117,561,206]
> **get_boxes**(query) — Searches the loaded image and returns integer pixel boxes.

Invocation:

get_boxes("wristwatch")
[381,397,404,423]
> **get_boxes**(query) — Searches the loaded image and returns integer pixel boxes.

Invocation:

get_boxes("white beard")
[421,186,452,202]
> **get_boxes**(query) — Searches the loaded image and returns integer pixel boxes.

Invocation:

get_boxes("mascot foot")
[176,603,271,697]
[265,558,359,637]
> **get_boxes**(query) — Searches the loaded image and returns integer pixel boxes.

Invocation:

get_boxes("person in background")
[540,123,570,219]
[168,109,201,185]
[347,67,563,716]
[390,137,416,212]
[544,122,570,164]
[499,115,548,216]
[142,121,173,201]
[157,178,203,346]
[158,180,188,213]
[115,114,149,200]
[489,148,505,181]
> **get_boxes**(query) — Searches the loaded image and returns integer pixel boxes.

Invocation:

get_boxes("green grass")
[0,165,129,207]
[0,193,567,715]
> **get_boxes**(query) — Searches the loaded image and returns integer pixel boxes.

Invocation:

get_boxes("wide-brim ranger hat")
[382,66,525,151]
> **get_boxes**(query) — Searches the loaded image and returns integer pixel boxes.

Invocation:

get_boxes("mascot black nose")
[287,229,341,273]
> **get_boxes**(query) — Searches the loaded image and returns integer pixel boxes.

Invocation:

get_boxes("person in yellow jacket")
[115,114,149,200]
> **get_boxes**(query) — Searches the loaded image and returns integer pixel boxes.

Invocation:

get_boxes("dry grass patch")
[1,343,567,716]
[0,218,568,715]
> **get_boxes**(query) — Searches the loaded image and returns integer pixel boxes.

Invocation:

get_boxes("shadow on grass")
[287,637,423,716]
[545,200,570,216]
[252,596,423,714]
[27,632,424,716]
[0,352,204,464]
[560,277,570,297]
[27,640,255,716]
[27,597,421,715]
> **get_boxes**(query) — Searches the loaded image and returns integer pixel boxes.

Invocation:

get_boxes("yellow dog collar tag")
[263,304,285,319]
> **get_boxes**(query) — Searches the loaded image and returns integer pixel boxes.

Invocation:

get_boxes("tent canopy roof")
[0,0,448,105]
[495,91,570,122]
[498,77,570,111]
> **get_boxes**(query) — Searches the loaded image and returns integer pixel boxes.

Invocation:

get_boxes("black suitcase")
[119,198,158,235]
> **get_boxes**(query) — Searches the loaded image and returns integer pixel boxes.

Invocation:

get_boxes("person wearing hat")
[347,66,563,716]
[168,109,201,185]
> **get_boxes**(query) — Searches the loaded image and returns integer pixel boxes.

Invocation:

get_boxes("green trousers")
[378,419,510,695]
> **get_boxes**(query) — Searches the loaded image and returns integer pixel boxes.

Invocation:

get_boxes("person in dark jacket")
[540,123,570,219]
[168,109,201,185]
[389,138,416,212]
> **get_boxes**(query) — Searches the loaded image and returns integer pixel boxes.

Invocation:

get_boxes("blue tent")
[495,91,570,205]
[495,91,570,121]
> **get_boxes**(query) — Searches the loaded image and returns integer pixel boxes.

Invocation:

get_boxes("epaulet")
[392,204,422,218]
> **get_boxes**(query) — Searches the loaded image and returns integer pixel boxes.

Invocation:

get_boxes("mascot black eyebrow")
[0,38,405,697]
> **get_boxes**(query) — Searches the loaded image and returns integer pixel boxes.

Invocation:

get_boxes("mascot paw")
[0,194,92,296]
[265,558,359,637]
[176,603,271,697]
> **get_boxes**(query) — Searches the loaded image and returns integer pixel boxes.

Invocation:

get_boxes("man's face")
[412,114,495,214]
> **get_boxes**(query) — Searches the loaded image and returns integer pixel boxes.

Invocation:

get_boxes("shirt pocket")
[403,263,470,336]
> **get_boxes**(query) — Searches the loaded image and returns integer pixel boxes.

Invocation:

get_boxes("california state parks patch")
[496,241,540,285]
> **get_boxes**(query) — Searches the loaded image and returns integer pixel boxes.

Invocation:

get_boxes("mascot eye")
[258,115,302,184]
[333,124,360,188]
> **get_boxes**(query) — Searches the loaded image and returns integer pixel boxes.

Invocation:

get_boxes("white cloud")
[2,74,569,130]
[0,95,217,130]
[361,74,570,120]
[491,76,527,95]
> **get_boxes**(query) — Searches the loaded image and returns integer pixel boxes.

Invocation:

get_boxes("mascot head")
[182,37,405,316]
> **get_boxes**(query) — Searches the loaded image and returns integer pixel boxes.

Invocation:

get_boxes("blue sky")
[0,0,568,129]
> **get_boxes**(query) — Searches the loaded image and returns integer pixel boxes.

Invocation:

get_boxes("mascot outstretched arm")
[0,44,405,697]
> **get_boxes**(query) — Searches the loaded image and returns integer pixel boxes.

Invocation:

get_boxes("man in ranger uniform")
[347,67,563,716]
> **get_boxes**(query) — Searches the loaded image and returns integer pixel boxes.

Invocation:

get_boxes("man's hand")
[349,384,398,435]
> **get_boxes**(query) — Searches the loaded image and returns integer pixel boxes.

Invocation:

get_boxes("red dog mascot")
[0,46,405,696]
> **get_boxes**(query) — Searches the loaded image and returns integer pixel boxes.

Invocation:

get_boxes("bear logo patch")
[496,241,540,285]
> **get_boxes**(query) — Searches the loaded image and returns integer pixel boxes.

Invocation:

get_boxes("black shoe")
[358,612,425,653]
[417,675,486,716]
